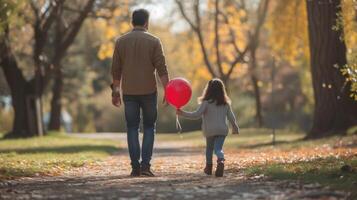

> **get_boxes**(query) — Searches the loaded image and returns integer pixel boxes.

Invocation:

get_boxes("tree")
[0,25,33,137]
[48,0,135,131]
[175,0,270,127]
[0,0,107,136]
[267,0,315,128]
[306,0,357,138]
[48,0,96,130]
[0,0,64,137]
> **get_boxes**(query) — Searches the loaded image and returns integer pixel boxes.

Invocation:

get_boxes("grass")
[0,133,120,179]
[161,129,355,151]
[158,129,357,196]
[244,156,357,197]
[157,128,305,148]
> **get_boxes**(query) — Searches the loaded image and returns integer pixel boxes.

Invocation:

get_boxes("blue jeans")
[206,136,226,164]
[123,92,157,169]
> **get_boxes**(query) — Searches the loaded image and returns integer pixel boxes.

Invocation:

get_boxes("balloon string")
[176,114,182,134]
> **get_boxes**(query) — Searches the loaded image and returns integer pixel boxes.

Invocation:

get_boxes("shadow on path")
[0,145,120,155]
[0,172,348,200]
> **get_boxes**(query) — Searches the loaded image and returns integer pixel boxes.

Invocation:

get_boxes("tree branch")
[214,0,223,77]
[32,0,64,82]
[175,0,198,31]
[226,46,248,79]
[30,0,39,18]
[55,0,95,62]
[220,9,250,80]
[0,24,27,86]
[175,0,217,77]
[251,0,270,48]
[220,11,242,55]
[40,1,54,21]
[41,0,65,33]
[226,0,270,80]
[63,4,115,19]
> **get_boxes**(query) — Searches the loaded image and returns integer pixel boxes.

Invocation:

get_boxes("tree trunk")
[48,0,95,131]
[250,46,263,127]
[251,74,263,127]
[33,30,46,136]
[0,36,41,138]
[221,76,230,92]
[49,67,63,131]
[306,0,357,138]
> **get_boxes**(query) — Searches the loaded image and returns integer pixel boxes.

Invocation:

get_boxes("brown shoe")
[130,168,141,177]
[204,164,213,175]
[141,165,155,177]
[215,159,225,177]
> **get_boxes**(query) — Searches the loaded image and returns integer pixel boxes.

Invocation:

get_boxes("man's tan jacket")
[111,27,168,95]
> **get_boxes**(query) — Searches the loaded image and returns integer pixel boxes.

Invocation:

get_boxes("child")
[177,78,239,177]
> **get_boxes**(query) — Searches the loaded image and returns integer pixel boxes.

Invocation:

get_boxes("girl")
[177,78,239,177]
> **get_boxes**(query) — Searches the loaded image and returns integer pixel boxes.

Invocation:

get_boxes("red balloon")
[165,78,192,109]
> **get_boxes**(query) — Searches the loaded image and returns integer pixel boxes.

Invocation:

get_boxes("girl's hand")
[232,127,240,135]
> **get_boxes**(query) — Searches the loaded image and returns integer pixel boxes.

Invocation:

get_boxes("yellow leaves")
[341,0,357,51]
[267,0,309,66]
[198,0,250,79]
[119,22,131,34]
[207,0,215,10]
[226,5,236,15]
[98,43,114,60]
[218,26,230,38]
[95,4,132,60]
[95,19,107,30]
[196,67,212,80]
[231,63,248,79]
[113,8,122,17]
[238,10,247,18]
[96,19,130,60]
[222,63,230,74]
[338,1,357,101]
[341,62,357,101]
[105,27,117,39]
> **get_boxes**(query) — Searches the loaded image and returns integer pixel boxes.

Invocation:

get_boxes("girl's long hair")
[199,78,230,105]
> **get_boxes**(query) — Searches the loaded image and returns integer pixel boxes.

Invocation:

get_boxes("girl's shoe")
[215,158,225,177]
[204,164,213,175]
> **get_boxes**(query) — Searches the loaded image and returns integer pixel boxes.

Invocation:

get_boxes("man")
[111,9,169,177]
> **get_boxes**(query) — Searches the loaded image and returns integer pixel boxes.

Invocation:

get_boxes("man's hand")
[159,74,169,106]
[176,109,182,115]
[162,95,168,106]
[112,96,121,107]
[111,80,121,107]
[112,80,121,89]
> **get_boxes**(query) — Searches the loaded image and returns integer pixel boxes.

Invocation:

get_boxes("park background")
[0,0,355,137]
[0,0,357,199]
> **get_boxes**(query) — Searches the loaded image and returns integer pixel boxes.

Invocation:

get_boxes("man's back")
[111,27,168,95]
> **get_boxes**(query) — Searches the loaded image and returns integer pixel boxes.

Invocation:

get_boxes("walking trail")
[0,133,350,200]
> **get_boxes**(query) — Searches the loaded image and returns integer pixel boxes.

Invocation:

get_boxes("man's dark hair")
[132,9,149,26]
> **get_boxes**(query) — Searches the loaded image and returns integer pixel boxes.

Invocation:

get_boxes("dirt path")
[0,134,350,200]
